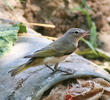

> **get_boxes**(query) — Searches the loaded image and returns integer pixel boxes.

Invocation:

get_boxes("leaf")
[90,22,97,48]
[0,23,27,57]
[18,23,27,33]
[76,48,110,60]
[0,25,19,57]
[82,0,91,10]
[13,23,27,33]
[81,38,97,55]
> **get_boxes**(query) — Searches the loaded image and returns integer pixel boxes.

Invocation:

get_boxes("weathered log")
[0,28,110,100]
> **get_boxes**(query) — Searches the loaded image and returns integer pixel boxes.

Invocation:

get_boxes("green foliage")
[73,7,97,55]
[81,38,97,55]
[74,0,110,61]
[90,22,97,48]
[76,48,110,61]
[72,0,98,55]
[0,23,27,57]
[14,23,27,33]
[82,0,91,10]
[0,25,18,57]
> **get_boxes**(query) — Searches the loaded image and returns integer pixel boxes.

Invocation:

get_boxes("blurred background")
[1,0,110,65]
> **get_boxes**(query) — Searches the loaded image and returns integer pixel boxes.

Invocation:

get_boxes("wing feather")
[24,48,61,58]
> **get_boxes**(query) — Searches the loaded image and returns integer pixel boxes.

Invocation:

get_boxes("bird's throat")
[72,38,79,48]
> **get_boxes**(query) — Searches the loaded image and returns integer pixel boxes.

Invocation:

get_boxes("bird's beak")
[85,31,90,35]
[82,31,90,37]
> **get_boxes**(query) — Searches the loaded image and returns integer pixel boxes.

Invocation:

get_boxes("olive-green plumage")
[9,28,89,76]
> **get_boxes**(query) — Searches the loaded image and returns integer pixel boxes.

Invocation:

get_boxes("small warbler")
[9,28,89,76]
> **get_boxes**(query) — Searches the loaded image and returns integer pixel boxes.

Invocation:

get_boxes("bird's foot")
[45,64,76,75]
[52,67,76,75]
[58,68,76,75]
[45,64,55,71]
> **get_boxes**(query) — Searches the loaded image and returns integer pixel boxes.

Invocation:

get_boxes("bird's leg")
[45,64,55,71]
[54,63,74,74]
[45,63,75,75]
[54,63,59,70]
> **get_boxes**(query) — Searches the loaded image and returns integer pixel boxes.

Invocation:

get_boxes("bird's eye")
[75,31,78,34]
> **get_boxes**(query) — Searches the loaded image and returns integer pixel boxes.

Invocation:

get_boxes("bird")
[9,28,89,76]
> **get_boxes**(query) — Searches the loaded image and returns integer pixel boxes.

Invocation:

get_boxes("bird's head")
[65,28,89,46]
[66,28,89,39]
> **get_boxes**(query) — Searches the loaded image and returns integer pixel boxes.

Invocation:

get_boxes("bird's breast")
[43,56,67,64]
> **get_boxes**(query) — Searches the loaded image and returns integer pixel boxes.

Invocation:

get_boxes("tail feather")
[9,64,27,76]
[9,58,42,76]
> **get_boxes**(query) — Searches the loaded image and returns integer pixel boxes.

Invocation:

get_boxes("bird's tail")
[9,64,28,76]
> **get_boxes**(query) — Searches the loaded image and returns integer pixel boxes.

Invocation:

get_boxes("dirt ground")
[0,0,110,51]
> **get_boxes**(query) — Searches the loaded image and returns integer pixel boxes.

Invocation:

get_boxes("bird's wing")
[24,47,74,58]
[24,48,62,58]
[24,39,75,58]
